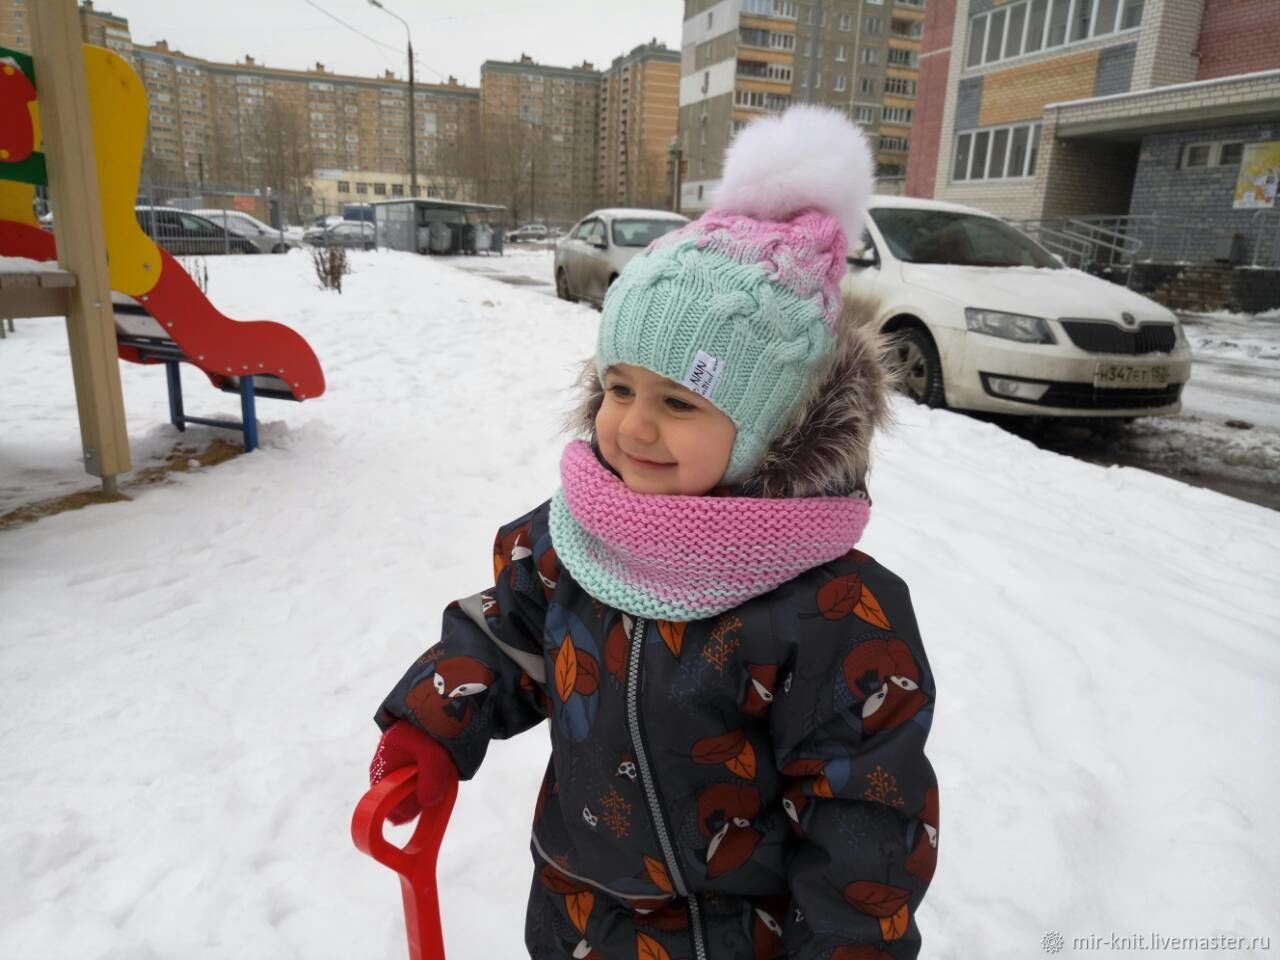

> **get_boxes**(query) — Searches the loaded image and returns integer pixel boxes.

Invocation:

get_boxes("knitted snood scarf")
[548,440,871,622]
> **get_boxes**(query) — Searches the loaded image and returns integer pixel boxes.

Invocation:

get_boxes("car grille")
[1040,382,1183,409]
[1059,320,1177,355]
[980,374,1183,410]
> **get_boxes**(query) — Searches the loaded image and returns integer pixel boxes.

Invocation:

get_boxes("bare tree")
[261,99,312,224]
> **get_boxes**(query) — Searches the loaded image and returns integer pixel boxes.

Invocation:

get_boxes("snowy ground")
[1,250,1278,959]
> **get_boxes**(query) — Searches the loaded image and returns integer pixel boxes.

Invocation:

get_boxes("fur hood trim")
[566,296,897,499]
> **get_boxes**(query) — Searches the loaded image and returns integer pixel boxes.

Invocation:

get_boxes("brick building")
[479,56,602,227]
[598,42,681,210]
[677,0,925,214]
[905,0,1280,267]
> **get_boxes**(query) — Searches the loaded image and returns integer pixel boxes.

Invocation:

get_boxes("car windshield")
[611,219,684,248]
[870,208,1061,269]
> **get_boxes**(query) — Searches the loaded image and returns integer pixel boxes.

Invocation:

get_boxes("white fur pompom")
[710,104,875,241]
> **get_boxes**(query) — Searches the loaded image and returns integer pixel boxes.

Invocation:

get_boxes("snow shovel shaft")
[352,764,460,960]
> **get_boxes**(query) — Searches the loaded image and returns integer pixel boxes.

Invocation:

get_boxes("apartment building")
[481,55,601,225]
[598,41,681,210]
[907,0,1280,235]
[677,0,925,213]
[2,0,480,199]
[136,43,479,196]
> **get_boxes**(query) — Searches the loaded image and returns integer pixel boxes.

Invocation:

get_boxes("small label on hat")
[682,350,724,399]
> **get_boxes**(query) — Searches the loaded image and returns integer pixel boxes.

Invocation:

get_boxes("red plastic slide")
[0,219,325,400]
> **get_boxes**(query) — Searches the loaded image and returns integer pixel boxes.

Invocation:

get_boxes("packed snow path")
[1,251,1276,959]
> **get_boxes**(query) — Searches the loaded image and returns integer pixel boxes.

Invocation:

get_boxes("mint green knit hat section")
[593,105,875,485]
[596,240,836,483]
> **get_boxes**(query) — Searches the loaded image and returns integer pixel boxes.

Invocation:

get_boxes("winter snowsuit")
[375,307,939,960]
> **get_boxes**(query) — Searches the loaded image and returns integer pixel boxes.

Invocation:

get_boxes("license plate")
[1093,363,1171,389]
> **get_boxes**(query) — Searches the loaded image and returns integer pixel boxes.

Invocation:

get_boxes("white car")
[555,209,689,307]
[191,209,295,254]
[843,196,1192,418]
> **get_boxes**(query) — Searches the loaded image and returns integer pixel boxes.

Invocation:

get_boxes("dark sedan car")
[134,206,258,255]
[304,220,376,250]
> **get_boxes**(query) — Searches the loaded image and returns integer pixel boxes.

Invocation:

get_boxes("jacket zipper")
[626,616,709,960]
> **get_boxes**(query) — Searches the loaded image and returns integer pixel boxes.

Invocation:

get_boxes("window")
[952,121,1042,180]
[967,0,1142,67]
[880,134,910,151]
[373,182,387,196]
[1182,141,1247,168]
[834,74,848,91]
[985,8,1007,63]
[356,182,369,195]
[861,76,878,95]
[865,16,882,33]
[861,47,880,64]
[839,13,853,30]
[836,44,848,61]
[1182,143,1212,168]
[887,47,918,66]
[391,183,404,197]
[707,10,713,28]
[891,18,923,37]
[1218,142,1244,166]
[883,106,914,124]
[337,180,351,193]
[740,27,769,46]
[814,73,823,89]
[769,31,796,50]
[855,105,880,124]
[885,76,917,96]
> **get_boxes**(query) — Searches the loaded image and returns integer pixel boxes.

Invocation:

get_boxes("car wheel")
[364,242,375,251]
[556,268,577,303]
[892,327,946,408]
[272,243,288,254]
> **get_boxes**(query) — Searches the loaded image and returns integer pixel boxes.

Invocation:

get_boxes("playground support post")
[30,0,131,493]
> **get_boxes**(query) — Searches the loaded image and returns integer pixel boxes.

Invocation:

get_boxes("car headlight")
[964,308,1056,344]
[1172,320,1190,351]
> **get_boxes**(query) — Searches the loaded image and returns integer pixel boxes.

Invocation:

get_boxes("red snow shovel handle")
[352,760,460,960]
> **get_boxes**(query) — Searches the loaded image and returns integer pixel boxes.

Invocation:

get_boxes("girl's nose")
[619,404,659,443]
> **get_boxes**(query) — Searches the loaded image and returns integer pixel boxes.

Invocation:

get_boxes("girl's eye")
[665,398,695,412]
[606,384,632,398]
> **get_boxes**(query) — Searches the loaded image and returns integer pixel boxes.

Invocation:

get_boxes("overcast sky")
[102,0,685,86]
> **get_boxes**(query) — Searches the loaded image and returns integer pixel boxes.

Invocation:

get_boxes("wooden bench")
[0,266,77,338]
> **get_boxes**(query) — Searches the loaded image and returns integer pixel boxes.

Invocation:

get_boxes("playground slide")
[0,219,324,400]
[0,43,324,401]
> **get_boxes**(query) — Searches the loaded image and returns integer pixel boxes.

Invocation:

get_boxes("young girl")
[370,105,939,960]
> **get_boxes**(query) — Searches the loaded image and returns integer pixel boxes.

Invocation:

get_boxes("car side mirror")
[847,247,879,268]
[591,237,607,250]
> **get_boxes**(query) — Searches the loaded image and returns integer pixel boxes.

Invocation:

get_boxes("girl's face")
[596,363,737,496]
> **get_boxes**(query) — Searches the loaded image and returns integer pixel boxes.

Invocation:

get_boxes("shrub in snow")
[312,245,350,293]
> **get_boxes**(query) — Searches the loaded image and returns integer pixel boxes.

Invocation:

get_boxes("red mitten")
[369,720,457,825]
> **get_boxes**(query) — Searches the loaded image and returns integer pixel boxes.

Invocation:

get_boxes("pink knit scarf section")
[555,440,871,620]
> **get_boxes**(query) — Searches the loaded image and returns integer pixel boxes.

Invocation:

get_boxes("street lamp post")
[368,0,417,198]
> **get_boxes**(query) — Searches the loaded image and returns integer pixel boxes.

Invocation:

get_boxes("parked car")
[555,209,690,307]
[134,206,257,255]
[191,208,295,254]
[304,219,376,250]
[842,196,1192,418]
[507,223,549,243]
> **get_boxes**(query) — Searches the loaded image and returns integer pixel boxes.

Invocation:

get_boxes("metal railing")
[1011,210,1280,287]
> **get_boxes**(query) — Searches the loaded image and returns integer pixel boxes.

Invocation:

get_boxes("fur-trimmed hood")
[567,296,898,499]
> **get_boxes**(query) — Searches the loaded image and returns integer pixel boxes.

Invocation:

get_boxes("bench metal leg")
[240,375,258,453]
[165,360,186,431]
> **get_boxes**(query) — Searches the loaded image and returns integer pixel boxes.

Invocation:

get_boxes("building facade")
[906,0,1280,231]
[1,0,480,208]
[479,56,602,227]
[598,42,682,211]
[677,0,925,214]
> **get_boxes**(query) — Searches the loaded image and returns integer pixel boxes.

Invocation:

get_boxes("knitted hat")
[595,104,875,484]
